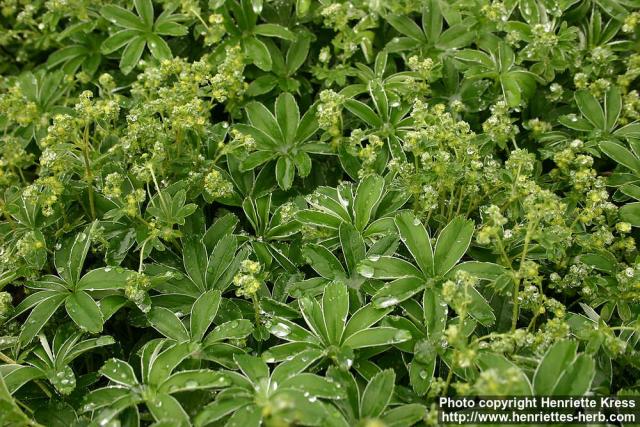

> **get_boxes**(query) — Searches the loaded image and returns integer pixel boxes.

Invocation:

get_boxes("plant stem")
[511,222,534,331]
[81,125,96,219]
[442,366,454,396]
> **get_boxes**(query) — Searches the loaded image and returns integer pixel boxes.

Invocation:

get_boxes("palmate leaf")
[14,224,133,343]
[86,341,230,424]
[100,0,186,73]
[239,93,321,189]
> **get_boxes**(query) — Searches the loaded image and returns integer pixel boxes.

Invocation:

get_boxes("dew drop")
[376,297,399,308]
[270,322,291,338]
[357,264,375,278]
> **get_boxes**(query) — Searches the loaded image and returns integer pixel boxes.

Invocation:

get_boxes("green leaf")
[65,291,104,333]
[244,37,272,71]
[55,223,94,285]
[271,349,324,382]
[380,404,427,427]
[101,5,145,30]
[294,151,312,177]
[221,404,261,427]
[204,319,253,344]
[120,36,146,74]
[410,357,434,396]
[100,358,138,387]
[354,174,385,231]
[343,304,392,339]
[2,366,46,394]
[620,202,640,226]
[322,282,348,345]
[275,156,295,190]
[357,256,423,280]
[395,211,434,277]
[386,15,425,42]
[533,340,577,394]
[614,122,640,139]
[76,267,131,291]
[621,183,640,200]
[299,297,329,343]
[578,252,617,274]
[183,237,207,291]
[146,34,172,60]
[190,290,221,342]
[0,370,40,425]
[134,0,154,28]
[254,23,296,40]
[339,222,366,275]
[241,151,276,171]
[286,33,310,74]
[20,293,67,344]
[203,213,238,251]
[344,99,383,128]
[147,307,189,341]
[434,216,474,276]
[437,24,475,49]
[467,286,495,326]
[295,105,320,142]
[372,276,424,308]
[158,370,230,393]
[342,327,411,349]
[101,29,140,54]
[454,49,493,68]
[275,92,300,144]
[302,244,345,279]
[604,86,622,131]
[360,369,395,418]
[234,354,269,383]
[501,74,522,107]
[575,90,605,130]
[423,288,446,339]
[148,342,195,386]
[154,20,188,36]
[146,393,189,424]
[195,399,253,426]
[447,261,506,281]
[551,353,595,395]
[245,101,281,143]
[599,140,640,174]
[281,373,346,399]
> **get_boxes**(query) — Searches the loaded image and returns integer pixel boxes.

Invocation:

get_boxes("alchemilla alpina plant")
[1,0,640,425]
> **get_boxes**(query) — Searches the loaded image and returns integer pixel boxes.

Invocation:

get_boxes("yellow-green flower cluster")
[102,172,124,199]
[317,90,344,136]
[204,168,234,199]
[124,272,152,312]
[482,100,518,148]
[442,270,478,317]
[204,13,226,45]
[210,45,246,103]
[23,176,64,216]
[124,189,146,217]
[233,260,263,298]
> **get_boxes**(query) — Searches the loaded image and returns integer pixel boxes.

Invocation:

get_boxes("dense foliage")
[1,0,640,425]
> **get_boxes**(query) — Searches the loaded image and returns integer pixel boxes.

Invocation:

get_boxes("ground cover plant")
[1,0,640,425]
